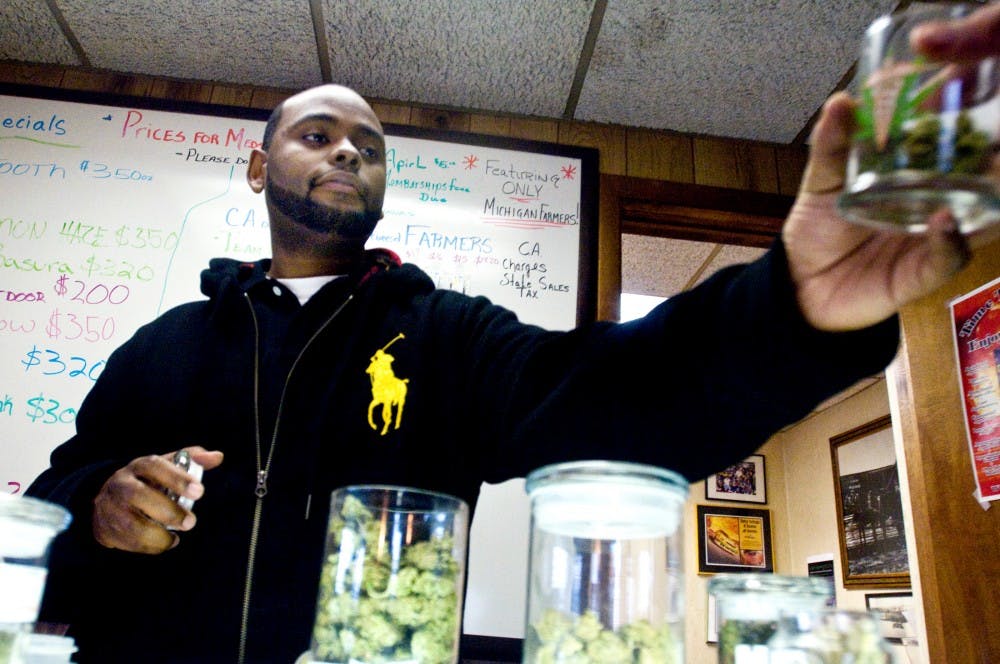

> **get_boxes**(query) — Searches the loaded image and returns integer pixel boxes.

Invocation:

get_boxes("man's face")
[258,85,387,242]
[264,174,381,240]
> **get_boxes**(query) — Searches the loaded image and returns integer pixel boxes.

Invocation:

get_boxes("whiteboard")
[0,84,597,639]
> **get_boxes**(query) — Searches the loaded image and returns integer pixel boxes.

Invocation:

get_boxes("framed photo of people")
[830,415,911,589]
[696,504,774,574]
[705,454,767,503]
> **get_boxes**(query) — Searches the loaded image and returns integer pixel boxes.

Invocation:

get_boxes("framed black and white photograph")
[705,454,767,504]
[830,415,911,589]
[865,592,916,644]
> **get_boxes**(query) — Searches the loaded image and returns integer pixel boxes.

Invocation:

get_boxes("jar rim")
[334,484,469,513]
[708,572,833,596]
[525,459,689,496]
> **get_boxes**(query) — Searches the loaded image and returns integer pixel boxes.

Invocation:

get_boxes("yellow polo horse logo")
[366,334,409,436]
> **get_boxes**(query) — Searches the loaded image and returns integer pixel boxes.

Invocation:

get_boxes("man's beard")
[266,179,381,241]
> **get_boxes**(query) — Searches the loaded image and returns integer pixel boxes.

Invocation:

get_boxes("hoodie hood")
[198,248,406,300]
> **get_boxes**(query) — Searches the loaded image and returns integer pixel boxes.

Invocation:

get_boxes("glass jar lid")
[525,460,689,539]
[0,495,72,558]
[525,459,689,496]
[708,573,832,597]
[0,495,71,530]
[709,574,834,621]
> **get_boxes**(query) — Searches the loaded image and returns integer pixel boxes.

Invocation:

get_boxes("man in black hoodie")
[26,5,1000,662]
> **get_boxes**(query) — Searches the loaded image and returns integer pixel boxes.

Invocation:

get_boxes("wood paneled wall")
[892,239,1000,664]
[0,61,808,322]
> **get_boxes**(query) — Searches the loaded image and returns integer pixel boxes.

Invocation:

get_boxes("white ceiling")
[0,0,908,302]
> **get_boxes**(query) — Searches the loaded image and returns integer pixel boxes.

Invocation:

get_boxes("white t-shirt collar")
[271,274,341,305]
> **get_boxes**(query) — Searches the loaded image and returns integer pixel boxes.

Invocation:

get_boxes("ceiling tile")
[622,234,711,297]
[1,0,78,65]
[703,244,768,284]
[575,0,895,142]
[320,0,594,117]
[622,234,766,297]
[57,0,322,89]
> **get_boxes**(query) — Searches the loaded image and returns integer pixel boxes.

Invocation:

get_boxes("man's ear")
[247,148,266,193]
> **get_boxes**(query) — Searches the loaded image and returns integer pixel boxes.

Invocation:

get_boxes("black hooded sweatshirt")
[26,241,899,663]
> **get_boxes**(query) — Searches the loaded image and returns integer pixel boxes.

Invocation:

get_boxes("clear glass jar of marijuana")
[767,608,893,663]
[522,460,689,664]
[306,485,469,664]
[837,2,1000,233]
[0,495,72,664]
[708,573,832,664]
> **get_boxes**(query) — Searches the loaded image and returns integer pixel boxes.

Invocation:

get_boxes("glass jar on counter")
[306,485,469,664]
[1,494,72,664]
[522,460,689,664]
[767,608,893,663]
[708,574,833,664]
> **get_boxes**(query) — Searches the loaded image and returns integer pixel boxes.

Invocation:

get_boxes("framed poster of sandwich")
[696,505,774,574]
